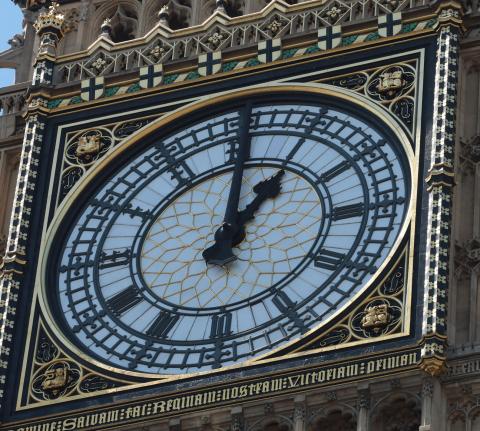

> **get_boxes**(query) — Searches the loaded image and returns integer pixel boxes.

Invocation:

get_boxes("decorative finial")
[158,5,170,26]
[101,18,112,39]
[33,2,65,36]
[216,0,228,14]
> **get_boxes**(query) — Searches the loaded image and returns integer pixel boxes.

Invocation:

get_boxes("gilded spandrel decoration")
[297,252,406,350]
[361,304,391,332]
[352,298,402,337]
[58,118,153,204]
[66,129,111,167]
[32,361,80,400]
[27,324,126,404]
[326,62,417,132]
[75,134,102,162]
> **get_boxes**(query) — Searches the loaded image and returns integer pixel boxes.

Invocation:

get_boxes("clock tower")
[0,0,479,430]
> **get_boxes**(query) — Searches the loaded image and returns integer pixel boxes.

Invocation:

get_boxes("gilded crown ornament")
[33,2,65,35]
[33,2,65,58]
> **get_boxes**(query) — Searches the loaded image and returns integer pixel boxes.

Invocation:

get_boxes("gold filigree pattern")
[58,117,154,204]
[324,62,417,133]
[27,322,127,405]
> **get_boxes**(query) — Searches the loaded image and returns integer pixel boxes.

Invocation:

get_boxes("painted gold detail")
[419,356,447,377]
[292,251,408,353]
[322,61,417,135]
[377,71,406,97]
[75,134,101,162]
[26,321,126,405]
[41,365,69,392]
[361,304,391,333]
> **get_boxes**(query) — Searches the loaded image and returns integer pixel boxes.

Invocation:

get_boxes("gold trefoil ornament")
[41,365,69,394]
[361,304,391,333]
[377,71,406,97]
[75,134,101,162]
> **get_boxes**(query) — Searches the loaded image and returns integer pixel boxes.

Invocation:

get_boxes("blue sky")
[0,2,24,88]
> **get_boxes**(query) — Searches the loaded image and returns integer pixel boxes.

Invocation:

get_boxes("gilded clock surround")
[0,0,470,429]
[1,30,428,418]
[7,81,416,410]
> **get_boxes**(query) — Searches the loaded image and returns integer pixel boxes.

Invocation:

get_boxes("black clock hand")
[232,169,285,246]
[203,103,252,265]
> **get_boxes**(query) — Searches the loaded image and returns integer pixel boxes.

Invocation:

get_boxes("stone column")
[169,418,181,431]
[293,394,307,431]
[356,387,370,431]
[420,378,447,431]
[231,406,244,431]
[420,0,463,377]
[0,0,65,412]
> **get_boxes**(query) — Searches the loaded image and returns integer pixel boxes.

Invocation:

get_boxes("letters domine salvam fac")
[1,0,480,430]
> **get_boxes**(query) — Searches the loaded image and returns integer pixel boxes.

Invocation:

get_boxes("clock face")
[51,95,411,374]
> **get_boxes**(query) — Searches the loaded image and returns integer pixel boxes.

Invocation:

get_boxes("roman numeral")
[272,292,311,333]
[320,161,351,182]
[210,313,232,338]
[146,311,179,339]
[272,291,296,312]
[153,141,194,186]
[99,249,132,269]
[332,203,364,221]
[106,286,142,316]
[314,249,346,271]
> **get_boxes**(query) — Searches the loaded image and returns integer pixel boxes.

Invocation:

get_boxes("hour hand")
[202,222,238,265]
[202,170,285,265]
[236,169,285,229]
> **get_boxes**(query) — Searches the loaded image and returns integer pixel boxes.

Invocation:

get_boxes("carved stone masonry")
[421,0,463,377]
[455,239,480,278]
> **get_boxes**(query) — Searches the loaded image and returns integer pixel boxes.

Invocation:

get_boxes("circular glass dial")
[53,99,410,374]
[140,167,321,309]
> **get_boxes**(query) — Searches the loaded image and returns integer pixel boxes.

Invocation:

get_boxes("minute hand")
[202,104,252,265]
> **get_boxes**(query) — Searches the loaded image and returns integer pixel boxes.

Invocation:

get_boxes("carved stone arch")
[246,413,293,431]
[157,0,193,30]
[87,1,141,45]
[370,391,421,431]
[448,411,467,431]
[308,403,357,431]
[469,406,480,430]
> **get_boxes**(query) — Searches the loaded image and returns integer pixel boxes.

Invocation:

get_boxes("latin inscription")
[6,351,419,431]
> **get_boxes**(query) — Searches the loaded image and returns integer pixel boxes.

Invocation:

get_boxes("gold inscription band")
[4,350,419,431]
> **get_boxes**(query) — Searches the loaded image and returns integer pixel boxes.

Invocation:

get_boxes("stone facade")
[1,0,480,430]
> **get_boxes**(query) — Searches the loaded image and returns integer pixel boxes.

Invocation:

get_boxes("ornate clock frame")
[0,2,463,430]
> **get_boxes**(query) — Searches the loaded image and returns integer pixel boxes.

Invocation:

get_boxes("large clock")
[43,86,413,376]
